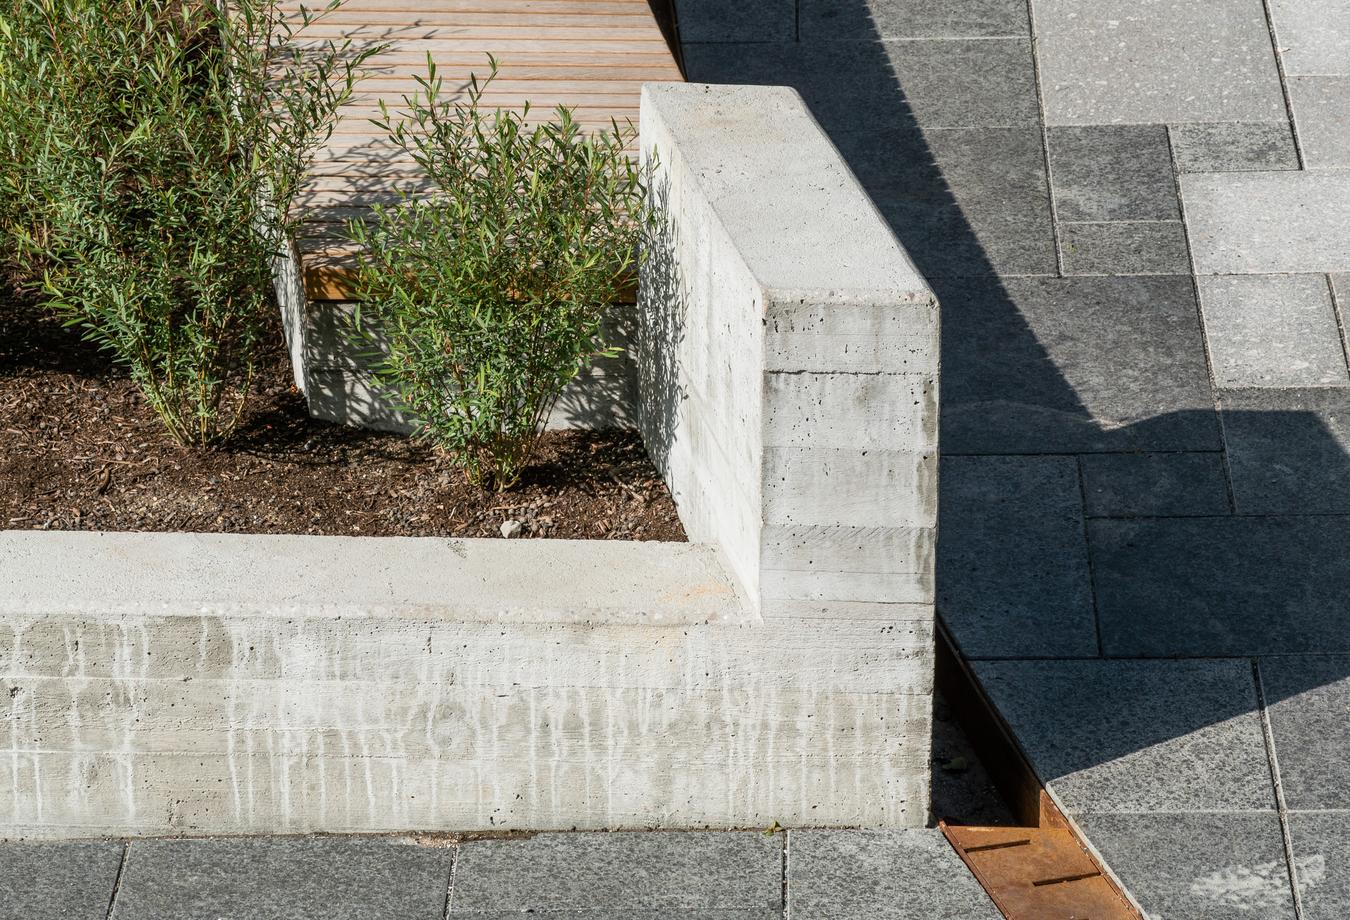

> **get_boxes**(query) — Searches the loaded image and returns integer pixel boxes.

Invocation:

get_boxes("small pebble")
[499,519,523,539]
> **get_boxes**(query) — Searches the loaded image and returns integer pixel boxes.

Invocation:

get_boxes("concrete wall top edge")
[640,81,934,308]
[0,531,748,626]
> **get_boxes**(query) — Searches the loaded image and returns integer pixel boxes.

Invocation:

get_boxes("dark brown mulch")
[0,297,686,541]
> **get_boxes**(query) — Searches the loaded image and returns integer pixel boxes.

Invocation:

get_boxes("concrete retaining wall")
[636,83,940,623]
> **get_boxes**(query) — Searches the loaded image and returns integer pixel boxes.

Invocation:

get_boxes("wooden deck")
[286,0,685,300]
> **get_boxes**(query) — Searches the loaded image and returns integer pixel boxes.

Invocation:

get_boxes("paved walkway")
[679,0,1350,917]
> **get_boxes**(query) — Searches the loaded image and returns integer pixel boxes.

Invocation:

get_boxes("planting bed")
[0,298,684,541]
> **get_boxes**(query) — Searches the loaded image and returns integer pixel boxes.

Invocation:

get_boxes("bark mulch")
[0,298,686,541]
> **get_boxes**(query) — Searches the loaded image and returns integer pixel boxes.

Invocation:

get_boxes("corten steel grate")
[936,629,1144,920]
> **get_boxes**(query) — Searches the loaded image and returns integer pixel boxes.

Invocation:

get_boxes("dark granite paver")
[1260,656,1350,811]
[1220,388,1350,514]
[1289,812,1350,920]
[1047,125,1180,222]
[974,659,1274,814]
[936,455,1097,659]
[1168,122,1301,172]
[1091,516,1350,657]
[672,0,796,42]
[940,275,1220,454]
[448,832,781,914]
[1057,221,1191,276]
[110,837,451,920]
[1079,452,1231,517]
[787,830,1001,920]
[0,841,123,920]
[1077,814,1297,920]
[799,0,1029,39]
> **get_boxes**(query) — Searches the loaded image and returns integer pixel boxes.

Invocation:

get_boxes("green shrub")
[349,58,646,492]
[0,0,373,446]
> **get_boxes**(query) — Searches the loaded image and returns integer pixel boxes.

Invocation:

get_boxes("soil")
[0,297,686,541]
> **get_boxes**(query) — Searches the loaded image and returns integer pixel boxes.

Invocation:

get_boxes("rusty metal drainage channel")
[935,629,1144,920]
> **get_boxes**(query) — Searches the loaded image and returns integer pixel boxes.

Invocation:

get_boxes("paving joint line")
[102,840,130,920]
[1252,658,1307,919]
[1072,455,1106,657]
[1020,0,1066,278]
[1324,272,1350,380]
[1257,0,1309,169]
[441,841,459,920]
[781,829,791,918]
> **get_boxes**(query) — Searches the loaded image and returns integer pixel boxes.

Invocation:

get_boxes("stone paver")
[1269,0,1350,76]
[1047,126,1179,222]
[1032,0,1288,125]
[1199,274,1349,388]
[1079,452,1231,518]
[672,0,796,42]
[1289,813,1350,920]
[787,830,1001,920]
[1260,656,1350,811]
[800,0,1028,39]
[1077,814,1297,920]
[974,659,1274,814]
[940,275,1219,454]
[0,841,123,920]
[936,455,1097,659]
[1220,388,1350,513]
[448,833,781,914]
[1091,516,1350,656]
[1182,172,1350,275]
[1289,76,1350,169]
[1169,123,1301,173]
[110,837,451,920]
[1058,221,1191,276]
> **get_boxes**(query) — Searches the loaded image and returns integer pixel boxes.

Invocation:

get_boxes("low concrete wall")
[636,83,940,624]
[0,532,932,837]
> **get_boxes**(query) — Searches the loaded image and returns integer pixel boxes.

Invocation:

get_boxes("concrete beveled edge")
[0,529,751,626]
[639,81,938,310]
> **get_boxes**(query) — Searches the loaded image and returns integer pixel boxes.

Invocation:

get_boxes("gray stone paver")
[672,0,795,42]
[1220,387,1350,513]
[1091,516,1350,656]
[1031,0,1289,125]
[448,833,781,914]
[1260,656,1350,811]
[936,456,1097,659]
[1289,813,1350,920]
[1289,76,1350,169]
[799,0,1029,39]
[974,659,1275,814]
[1199,274,1349,388]
[787,830,1002,920]
[1076,814,1297,919]
[0,841,123,920]
[1058,221,1191,276]
[1181,171,1350,275]
[110,837,452,920]
[1169,123,1301,173]
[1078,452,1231,517]
[1269,0,1350,76]
[1047,125,1180,222]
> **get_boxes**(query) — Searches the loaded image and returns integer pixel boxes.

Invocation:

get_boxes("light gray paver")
[1058,222,1191,276]
[0,841,123,920]
[1220,387,1350,513]
[799,0,1029,39]
[1079,452,1231,517]
[448,833,781,914]
[974,659,1274,814]
[936,456,1098,659]
[1260,656,1350,810]
[1269,0,1350,76]
[1182,172,1350,275]
[1032,0,1288,125]
[1091,517,1350,656]
[1199,274,1349,388]
[1048,125,1179,222]
[940,275,1220,454]
[1289,77,1350,169]
[1289,813,1350,920]
[110,838,451,920]
[1333,273,1350,306]
[786,830,1001,920]
[1077,814,1297,920]
[672,0,795,42]
[1169,123,1301,173]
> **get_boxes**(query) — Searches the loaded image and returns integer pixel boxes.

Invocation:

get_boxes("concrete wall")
[636,83,941,624]
[0,532,932,837]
